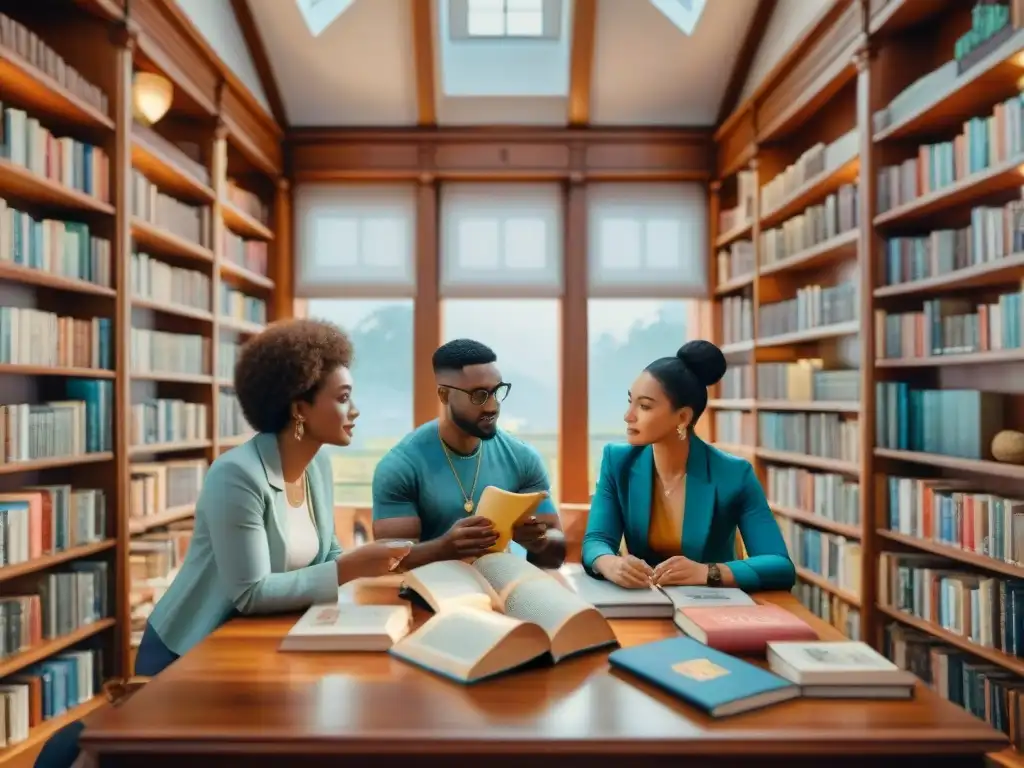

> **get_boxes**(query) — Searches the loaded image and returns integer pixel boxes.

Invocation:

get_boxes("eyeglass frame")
[442,382,512,406]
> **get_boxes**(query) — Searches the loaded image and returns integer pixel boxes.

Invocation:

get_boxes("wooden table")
[80,592,1006,768]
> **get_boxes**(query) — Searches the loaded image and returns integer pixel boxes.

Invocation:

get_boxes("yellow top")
[648,475,686,559]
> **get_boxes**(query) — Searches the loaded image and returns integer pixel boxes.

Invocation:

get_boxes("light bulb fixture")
[132,72,173,126]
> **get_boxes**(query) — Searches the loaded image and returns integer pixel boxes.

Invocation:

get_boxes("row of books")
[130,170,212,247]
[766,466,860,529]
[717,363,752,400]
[0,486,107,568]
[129,328,210,377]
[879,196,1024,287]
[715,239,753,286]
[130,252,211,313]
[875,383,1002,462]
[877,90,1024,214]
[758,412,859,463]
[222,230,269,278]
[218,391,250,439]
[758,281,858,338]
[759,184,859,269]
[0,198,112,288]
[759,130,858,217]
[2,561,109,651]
[0,13,109,117]
[756,361,859,402]
[0,380,113,463]
[128,460,206,522]
[776,516,862,599]
[225,181,270,227]
[130,526,192,647]
[220,286,267,325]
[129,399,208,447]
[1,105,109,202]
[712,410,754,446]
[795,580,861,640]
[720,294,753,345]
[218,341,239,381]
[0,307,112,370]
[717,169,755,234]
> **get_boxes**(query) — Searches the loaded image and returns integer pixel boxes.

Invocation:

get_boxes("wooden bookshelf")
[712,0,1024,761]
[0,1,283,762]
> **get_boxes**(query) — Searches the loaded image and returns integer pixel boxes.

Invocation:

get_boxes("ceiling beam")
[716,0,776,125]
[412,0,438,126]
[230,0,288,127]
[567,0,597,127]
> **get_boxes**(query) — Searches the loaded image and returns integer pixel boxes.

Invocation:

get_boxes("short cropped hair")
[432,338,497,374]
[234,319,353,434]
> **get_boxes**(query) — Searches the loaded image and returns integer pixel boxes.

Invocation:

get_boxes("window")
[587,299,694,490]
[295,0,355,37]
[294,183,417,298]
[650,0,708,36]
[467,0,545,37]
[440,183,563,297]
[441,299,560,498]
[306,299,415,505]
[587,183,708,298]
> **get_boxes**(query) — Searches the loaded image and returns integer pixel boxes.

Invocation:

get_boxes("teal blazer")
[582,437,795,592]
[148,433,342,656]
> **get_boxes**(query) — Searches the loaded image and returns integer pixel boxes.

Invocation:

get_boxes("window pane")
[442,299,561,499]
[361,218,405,268]
[458,219,501,269]
[503,217,546,270]
[467,8,505,35]
[599,218,642,271]
[313,216,358,267]
[505,10,544,36]
[506,0,543,11]
[306,299,415,505]
[644,218,682,270]
[587,299,692,490]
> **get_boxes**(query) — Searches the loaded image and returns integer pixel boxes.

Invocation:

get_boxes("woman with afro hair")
[134,318,411,676]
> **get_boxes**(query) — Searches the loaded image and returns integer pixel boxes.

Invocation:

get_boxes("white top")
[284,494,319,571]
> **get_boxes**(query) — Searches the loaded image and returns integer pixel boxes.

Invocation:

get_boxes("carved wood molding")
[287,127,714,181]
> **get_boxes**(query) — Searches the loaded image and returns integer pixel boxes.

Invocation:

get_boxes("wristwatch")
[706,563,723,587]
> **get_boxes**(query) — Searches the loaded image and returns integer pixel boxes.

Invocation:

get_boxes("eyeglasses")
[445,382,512,406]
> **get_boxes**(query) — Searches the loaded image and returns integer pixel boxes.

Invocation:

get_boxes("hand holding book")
[441,516,499,558]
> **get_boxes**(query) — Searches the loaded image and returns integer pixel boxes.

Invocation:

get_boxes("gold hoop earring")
[676,425,688,441]
[293,418,305,442]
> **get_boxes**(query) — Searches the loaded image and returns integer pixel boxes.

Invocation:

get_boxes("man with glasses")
[371,339,565,569]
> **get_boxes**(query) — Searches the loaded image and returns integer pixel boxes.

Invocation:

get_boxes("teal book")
[609,636,800,717]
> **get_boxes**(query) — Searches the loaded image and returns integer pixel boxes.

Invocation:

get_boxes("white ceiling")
[238,0,764,127]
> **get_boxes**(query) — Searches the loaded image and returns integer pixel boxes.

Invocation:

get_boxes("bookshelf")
[0,1,281,761]
[712,0,1024,763]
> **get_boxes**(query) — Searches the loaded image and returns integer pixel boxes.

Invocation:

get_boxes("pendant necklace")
[439,429,483,513]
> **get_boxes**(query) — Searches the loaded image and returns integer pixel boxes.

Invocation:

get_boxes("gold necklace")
[661,472,685,498]
[439,430,483,513]
[285,473,306,506]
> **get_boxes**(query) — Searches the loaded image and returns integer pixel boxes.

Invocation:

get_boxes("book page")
[472,551,548,601]
[475,486,546,552]
[390,607,549,682]
[403,560,499,613]
[503,577,617,661]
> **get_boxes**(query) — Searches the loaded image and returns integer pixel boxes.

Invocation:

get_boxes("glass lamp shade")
[132,72,173,125]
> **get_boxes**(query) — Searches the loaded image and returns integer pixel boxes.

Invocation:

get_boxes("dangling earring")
[676,424,688,441]
[293,418,305,442]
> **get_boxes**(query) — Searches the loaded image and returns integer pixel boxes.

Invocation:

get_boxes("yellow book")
[475,485,547,552]
[391,552,617,683]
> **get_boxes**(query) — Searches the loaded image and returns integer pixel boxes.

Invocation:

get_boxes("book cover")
[674,603,818,653]
[767,640,918,688]
[609,636,799,717]
[660,586,756,609]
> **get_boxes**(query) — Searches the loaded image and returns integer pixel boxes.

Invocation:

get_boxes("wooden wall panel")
[221,85,283,175]
[714,107,756,179]
[288,129,714,181]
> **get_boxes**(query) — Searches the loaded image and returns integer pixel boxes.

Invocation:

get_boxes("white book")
[767,640,918,691]
[660,586,756,609]
[279,603,411,652]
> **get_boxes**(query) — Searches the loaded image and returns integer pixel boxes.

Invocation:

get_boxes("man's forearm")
[526,529,566,569]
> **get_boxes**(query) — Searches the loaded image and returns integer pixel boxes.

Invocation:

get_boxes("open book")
[476,486,546,552]
[391,552,617,683]
[558,563,755,618]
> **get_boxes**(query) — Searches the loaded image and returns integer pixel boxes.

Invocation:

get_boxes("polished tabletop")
[81,591,1007,767]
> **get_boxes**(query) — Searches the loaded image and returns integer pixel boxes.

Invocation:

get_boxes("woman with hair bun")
[581,340,794,592]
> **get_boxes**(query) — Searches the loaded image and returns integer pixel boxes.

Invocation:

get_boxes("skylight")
[650,0,707,35]
[467,0,545,38]
[295,0,354,37]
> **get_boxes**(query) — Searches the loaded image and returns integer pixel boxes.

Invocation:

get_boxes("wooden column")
[273,178,294,319]
[560,176,589,504]
[413,177,440,426]
[210,121,227,457]
[111,21,134,678]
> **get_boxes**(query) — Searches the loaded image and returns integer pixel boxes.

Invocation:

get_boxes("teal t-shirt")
[371,419,558,542]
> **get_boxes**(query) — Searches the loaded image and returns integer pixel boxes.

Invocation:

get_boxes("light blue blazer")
[148,433,342,656]
[582,436,795,592]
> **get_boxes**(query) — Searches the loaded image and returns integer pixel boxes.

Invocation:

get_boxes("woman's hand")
[595,554,654,589]
[652,556,709,586]
[336,541,414,584]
